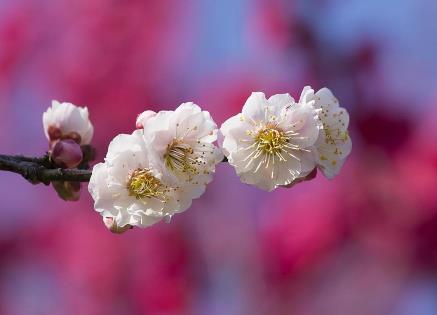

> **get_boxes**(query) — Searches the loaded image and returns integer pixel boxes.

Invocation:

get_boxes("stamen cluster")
[255,127,289,157]
[127,168,168,201]
[164,140,197,175]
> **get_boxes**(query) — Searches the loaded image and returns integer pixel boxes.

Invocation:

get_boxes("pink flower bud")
[48,126,62,141]
[51,139,83,169]
[43,101,94,145]
[62,131,82,144]
[103,217,132,234]
[136,110,156,129]
[52,181,81,201]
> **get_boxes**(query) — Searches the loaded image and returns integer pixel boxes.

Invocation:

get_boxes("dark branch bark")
[0,154,91,184]
[0,154,228,185]
[0,154,228,184]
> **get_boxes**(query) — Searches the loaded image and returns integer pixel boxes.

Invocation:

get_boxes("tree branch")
[0,154,228,184]
[0,154,91,184]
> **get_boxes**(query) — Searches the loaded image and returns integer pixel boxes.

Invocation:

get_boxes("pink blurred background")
[1,0,437,314]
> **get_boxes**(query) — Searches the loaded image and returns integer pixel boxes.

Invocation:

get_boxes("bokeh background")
[1,0,437,314]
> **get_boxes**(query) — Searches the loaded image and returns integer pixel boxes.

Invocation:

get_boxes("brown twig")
[0,153,228,184]
[0,154,92,184]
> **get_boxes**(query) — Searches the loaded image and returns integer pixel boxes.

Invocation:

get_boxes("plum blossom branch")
[1,91,351,231]
[0,154,92,184]
[0,153,229,185]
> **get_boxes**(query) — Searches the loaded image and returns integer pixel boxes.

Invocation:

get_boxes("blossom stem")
[0,154,228,184]
[0,154,92,184]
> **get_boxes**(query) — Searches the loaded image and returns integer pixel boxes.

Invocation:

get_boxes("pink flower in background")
[1,0,437,314]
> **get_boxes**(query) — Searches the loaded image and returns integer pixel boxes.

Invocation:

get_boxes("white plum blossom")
[43,100,94,145]
[299,86,352,179]
[142,102,223,199]
[136,110,156,129]
[220,92,322,191]
[88,130,196,229]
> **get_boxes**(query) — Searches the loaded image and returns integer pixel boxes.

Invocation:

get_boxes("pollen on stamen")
[164,139,200,177]
[243,126,292,172]
[127,168,168,202]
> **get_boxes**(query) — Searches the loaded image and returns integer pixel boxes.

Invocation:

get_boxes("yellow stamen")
[164,140,198,176]
[255,127,289,157]
[127,168,167,201]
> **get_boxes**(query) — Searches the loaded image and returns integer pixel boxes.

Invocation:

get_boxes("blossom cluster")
[89,103,223,232]
[42,86,351,232]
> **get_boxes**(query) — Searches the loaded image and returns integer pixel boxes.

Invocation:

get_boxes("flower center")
[255,127,288,156]
[243,125,303,177]
[164,140,199,175]
[127,168,167,201]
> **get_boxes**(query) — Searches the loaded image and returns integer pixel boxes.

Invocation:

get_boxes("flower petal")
[242,92,268,122]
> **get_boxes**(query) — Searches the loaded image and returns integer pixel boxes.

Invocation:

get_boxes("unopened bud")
[51,139,83,168]
[48,126,62,141]
[52,181,81,201]
[62,131,82,144]
[136,110,156,129]
[103,217,132,234]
